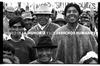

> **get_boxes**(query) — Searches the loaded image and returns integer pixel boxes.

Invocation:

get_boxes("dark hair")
[63,3,82,16]
[9,16,25,28]
[3,41,15,54]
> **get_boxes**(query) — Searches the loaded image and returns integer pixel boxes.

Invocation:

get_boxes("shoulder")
[28,24,38,32]
[79,24,91,32]
[49,23,60,28]
[54,25,67,32]
[24,36,35,46]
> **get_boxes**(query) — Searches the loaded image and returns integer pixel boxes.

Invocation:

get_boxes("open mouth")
[69,17,75,21]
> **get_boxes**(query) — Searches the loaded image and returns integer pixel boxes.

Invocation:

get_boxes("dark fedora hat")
[34,36,57,48]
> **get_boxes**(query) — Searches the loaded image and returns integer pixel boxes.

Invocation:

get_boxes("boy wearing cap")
[5,16,36,64]
[30,36,63,64]
[27,6,60,44]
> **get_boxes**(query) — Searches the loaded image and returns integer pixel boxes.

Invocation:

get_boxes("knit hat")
[9,16,24,28]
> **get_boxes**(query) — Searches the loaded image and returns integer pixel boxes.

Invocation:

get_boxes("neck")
[67,22,78,31]
[11,34,21,42]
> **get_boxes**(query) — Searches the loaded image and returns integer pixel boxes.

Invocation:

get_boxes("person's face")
[9,22,24,38]
[81,18,90,27]
[24,19,33,30]
[65,7,79,23]
[37,48,52,63]
[36,14,50,26]
[6,11,16,19]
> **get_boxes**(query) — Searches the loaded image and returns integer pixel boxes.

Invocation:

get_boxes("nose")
[42,50,47,55]
[15,27,19,31]
[70,11,74,14]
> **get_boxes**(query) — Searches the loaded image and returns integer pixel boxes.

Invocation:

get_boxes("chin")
[40,57,50,62]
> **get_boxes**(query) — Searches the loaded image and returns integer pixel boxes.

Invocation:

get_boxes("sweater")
[6,37,36,64]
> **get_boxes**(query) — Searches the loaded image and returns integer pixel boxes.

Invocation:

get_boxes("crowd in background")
[3,2,98,64]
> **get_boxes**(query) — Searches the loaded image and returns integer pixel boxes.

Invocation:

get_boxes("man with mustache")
[52,3,98,64]
[27,6,60,44]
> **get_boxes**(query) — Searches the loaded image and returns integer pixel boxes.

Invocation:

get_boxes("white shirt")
[5,33,25,42]
[37,23,46,30]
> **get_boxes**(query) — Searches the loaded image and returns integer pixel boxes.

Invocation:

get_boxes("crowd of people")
[3,2,98,64]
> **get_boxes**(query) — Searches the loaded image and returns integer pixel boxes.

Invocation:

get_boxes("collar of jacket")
[37,23,46,30]
[6,33,25,41]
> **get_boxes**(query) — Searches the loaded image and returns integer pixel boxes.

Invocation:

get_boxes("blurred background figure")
[53,13,66,27]
[79,12,91,29]
[14,2,25,17]
[94,14,98,41]
[3,4,17,39]
[51,8,57,22]
[21,12,34,32]
[3,41,20,64]
[79,51,98,64]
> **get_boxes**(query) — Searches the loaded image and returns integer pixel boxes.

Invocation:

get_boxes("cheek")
[75,13,79,17]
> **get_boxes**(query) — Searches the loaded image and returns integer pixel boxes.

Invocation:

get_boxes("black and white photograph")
[2,0,98,64]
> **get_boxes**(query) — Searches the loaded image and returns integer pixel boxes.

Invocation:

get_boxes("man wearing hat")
[21,12,35,32]
[53,14,66,26]
[27,5,60,44]
[5,6,16,19]
[79,12,91,28]
[3,6,17,41]
[5,16,36,64]
[30,36,63,64]
[3,6,16,35]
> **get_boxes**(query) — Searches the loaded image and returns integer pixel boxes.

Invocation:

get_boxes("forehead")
[67,6,78,11]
